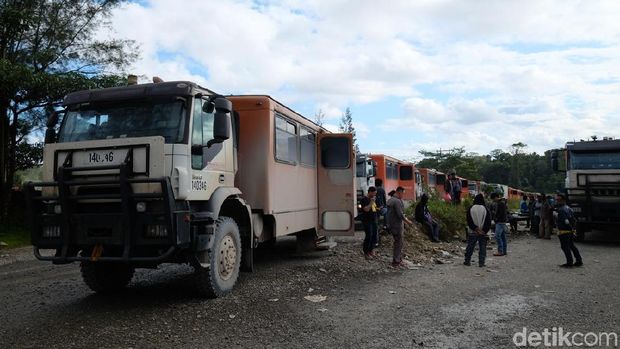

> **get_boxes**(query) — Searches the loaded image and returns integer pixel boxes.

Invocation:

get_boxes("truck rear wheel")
[80,262,135,293]
[194,217,241,298]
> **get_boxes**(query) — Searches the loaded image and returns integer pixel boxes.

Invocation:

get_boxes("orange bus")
[369,154,402,196]
[398,161,417,201]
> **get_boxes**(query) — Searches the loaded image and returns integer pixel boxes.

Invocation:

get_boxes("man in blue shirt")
[555,193,583,268]
[520,195,529,228]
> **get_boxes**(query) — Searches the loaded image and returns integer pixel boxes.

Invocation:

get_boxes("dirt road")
[1,233,619,349]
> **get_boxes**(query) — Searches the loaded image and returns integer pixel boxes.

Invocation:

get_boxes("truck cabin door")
[317,133,355,236]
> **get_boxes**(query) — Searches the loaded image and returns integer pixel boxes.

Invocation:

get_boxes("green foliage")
[1,0,138,222]
[408,196,472,240]
[0,224,31,248]
[339,107,359,153]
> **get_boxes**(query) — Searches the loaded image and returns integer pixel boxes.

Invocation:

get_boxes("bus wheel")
[194,217,241,298]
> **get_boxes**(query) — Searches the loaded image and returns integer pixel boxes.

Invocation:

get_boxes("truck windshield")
[569,151,620,169]
[356,160,366,177]
[58,100,186,143]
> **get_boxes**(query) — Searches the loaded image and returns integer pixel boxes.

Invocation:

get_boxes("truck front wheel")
[80,262,135,293]
[194,217,241,298]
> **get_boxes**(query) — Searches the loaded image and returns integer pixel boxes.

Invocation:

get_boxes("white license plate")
[73,149,128,167]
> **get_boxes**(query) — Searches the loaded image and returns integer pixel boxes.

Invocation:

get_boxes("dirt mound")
[376,224,465,265]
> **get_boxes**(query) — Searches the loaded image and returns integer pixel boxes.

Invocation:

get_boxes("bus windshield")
[58,100,187,143]
[569,151,620,170]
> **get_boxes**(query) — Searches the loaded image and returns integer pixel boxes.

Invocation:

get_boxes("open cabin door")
[317,133,355,236]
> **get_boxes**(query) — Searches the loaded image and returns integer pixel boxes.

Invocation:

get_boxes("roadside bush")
[407,196,472,241]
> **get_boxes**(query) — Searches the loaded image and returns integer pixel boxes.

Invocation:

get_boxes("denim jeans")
[423,221,440,242]
[559,233,582,265]
[362,221,378,254]
[464,234,488,266]
[495,223,508,255]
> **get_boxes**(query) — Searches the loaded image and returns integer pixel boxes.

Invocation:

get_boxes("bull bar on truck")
[25,150,182,263]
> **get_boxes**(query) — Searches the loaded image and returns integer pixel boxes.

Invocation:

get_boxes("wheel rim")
[218,234,237,281]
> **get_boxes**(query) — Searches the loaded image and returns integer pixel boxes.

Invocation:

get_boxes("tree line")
[0,0,138,223]
[415,144,565,194]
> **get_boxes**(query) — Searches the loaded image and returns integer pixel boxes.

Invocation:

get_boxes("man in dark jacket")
[375,178,387,229]
[491,192,508,256]
[415,194,440,242]
[464,194,492,267]
[556,193,583,268]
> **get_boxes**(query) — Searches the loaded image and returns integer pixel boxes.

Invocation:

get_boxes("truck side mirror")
[551,150,559,171]
[206,97,232,147]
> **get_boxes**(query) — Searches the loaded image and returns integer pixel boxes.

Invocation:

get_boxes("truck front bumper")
[25,175,190,264]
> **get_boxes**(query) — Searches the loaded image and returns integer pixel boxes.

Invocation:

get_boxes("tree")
[338,107,359,153]
[0,0,139,222]
[314,109,325,127]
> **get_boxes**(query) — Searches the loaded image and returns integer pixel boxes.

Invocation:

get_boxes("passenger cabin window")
[191,98,216,169]
[321,137,350,168]
[275,114,298,165]
[386,162,398,180]
[300,127,316,167]
[400,166,413,180]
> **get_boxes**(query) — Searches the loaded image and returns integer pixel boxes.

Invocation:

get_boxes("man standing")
[539,195,553,239]
[375,178,388,229]
[520,195,530,228]
[387,186,413,268]
[532,195,542,237]
[360,186,379,259]
[415,194,440,242]
[464,194,492,267]
[491,192,508,256]
[445,171,462,205]
[556,194,583,268]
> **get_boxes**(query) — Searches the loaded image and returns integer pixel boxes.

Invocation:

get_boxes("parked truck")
[552,138,620,240]
[355,153,376,202]
[25,81,355,297]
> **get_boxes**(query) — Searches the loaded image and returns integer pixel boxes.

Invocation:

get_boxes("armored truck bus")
[26,81,355,297]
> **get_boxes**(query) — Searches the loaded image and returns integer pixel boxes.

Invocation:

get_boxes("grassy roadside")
[0,225,31,249]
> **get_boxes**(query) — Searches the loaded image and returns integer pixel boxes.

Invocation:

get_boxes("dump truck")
[552,138,620,240]
[25,81,355,297]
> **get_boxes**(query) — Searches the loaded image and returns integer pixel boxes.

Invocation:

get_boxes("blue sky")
[102,0,620,161]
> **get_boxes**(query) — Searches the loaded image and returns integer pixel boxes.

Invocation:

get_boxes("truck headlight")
[53,205,62,214]
[145,225,168,238]
[136,202,146,212]
[42,226,61,238]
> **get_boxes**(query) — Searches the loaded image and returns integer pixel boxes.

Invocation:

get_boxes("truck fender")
[206,187,243,217]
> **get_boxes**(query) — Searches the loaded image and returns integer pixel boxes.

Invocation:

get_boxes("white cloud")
[100,0,620,156]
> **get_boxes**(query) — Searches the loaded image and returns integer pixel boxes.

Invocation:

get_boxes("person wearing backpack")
[555,193,583,268]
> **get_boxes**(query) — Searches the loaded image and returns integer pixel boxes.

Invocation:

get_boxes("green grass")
[0,225,31,249]
[407,196,471,240]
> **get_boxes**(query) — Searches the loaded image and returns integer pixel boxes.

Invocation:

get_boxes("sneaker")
[560,263,573,268]
[463,261,471,266]
[493,252,504,256]
[478,264,486,268]
[364,253,373,260]
[574,261,583,267]
[391,262,402,269]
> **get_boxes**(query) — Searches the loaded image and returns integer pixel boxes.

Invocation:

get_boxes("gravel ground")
[0,230,619,349]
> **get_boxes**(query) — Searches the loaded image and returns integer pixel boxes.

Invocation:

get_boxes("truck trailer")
[26,81,355,297]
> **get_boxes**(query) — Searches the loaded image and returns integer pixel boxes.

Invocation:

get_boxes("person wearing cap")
[387,186,413,268]
[464,194,492,267]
